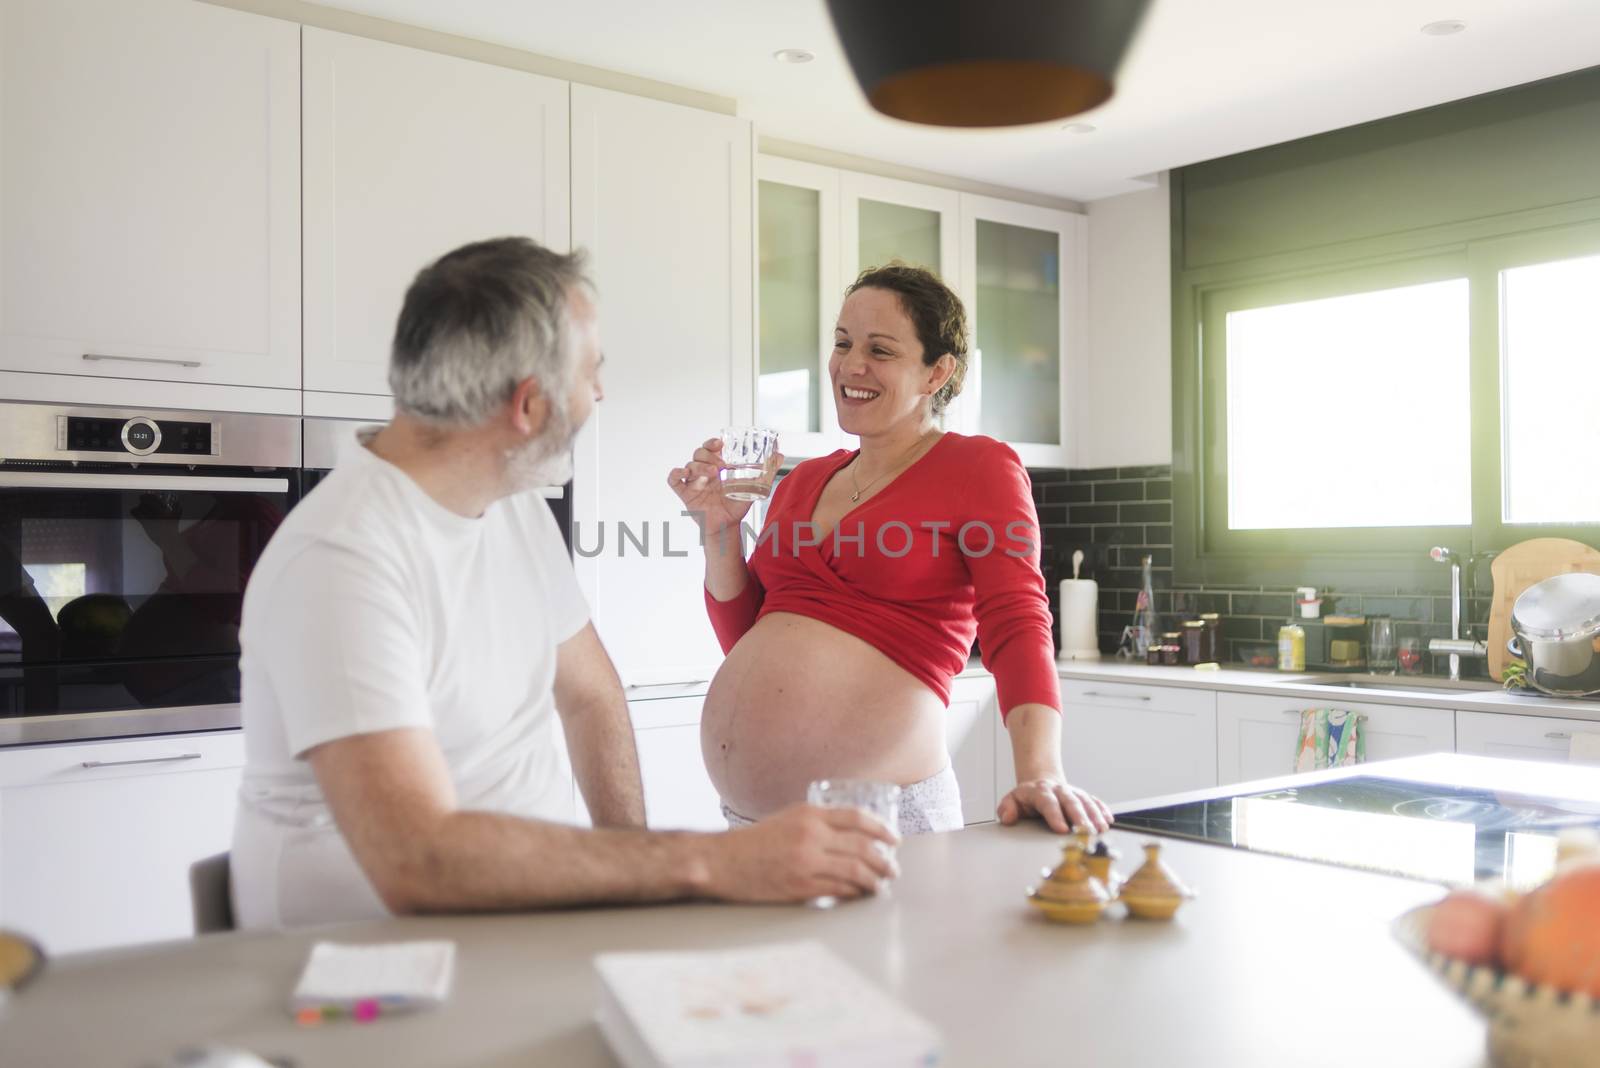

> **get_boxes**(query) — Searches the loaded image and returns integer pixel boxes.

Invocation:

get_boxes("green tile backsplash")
[1028,465,1489,674]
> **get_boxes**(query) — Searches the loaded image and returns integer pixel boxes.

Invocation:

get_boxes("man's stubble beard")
[504,393,577,494]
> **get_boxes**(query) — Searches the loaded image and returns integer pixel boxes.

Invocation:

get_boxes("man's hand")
[699,804,900,904]
[997,777,1113,834]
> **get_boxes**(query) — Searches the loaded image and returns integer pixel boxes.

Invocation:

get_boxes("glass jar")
[1183,620,1206,665]
[1199,613,1222,664]
[1160,636,1182,666]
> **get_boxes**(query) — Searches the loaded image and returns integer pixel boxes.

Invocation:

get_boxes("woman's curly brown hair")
[844,262,969,414]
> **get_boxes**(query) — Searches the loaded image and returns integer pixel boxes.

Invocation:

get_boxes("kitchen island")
[1,762,1498,1068]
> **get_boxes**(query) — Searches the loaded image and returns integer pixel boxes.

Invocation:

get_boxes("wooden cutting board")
[1487,538,1600,680]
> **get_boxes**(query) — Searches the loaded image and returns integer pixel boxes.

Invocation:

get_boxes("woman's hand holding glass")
[666,436,784,541]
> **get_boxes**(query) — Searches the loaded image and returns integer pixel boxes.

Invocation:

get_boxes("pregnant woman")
[667,264,1112,836]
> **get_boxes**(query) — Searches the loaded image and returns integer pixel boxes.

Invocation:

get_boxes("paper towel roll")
[1058,578,1099,660]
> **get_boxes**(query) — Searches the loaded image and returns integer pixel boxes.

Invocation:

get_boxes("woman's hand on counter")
[996,778,1113,835]
[1000,702,1114,833]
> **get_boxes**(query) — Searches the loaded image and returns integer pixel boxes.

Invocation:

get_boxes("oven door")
[0,466,296,739]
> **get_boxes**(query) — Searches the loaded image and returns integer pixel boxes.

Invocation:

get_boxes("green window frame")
[1174,199,1600,590]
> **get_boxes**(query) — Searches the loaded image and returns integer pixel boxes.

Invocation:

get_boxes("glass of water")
[1368,615,1397,674]
[806,778,900,909]
[719,427,779,501]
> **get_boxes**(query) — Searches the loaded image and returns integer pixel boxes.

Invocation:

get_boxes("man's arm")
[307,727,898,914]
[553,622,645,828]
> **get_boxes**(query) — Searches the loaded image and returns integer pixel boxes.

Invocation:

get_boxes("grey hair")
[389,237,593,427]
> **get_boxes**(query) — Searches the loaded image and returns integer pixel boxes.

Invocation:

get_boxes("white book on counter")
[593,940,942,1068]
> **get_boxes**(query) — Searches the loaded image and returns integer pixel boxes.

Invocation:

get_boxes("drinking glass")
[1368,615,1397,674]
[806,778,900,909]
[718,426,779,501]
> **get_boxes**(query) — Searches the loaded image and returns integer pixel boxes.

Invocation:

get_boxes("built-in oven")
[0,402,301,745]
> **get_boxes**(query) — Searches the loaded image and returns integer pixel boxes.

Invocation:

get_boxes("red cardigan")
[703,433,1061,718]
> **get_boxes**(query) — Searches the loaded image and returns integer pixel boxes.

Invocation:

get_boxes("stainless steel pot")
[1508,571,1600,697]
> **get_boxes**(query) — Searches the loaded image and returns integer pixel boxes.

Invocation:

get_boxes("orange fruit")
[1500,861,1600,996]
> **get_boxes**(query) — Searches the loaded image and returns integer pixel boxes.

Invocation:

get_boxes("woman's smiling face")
[830,286,950,437]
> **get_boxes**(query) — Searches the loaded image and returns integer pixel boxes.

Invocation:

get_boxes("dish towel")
[1294,708,1367,772]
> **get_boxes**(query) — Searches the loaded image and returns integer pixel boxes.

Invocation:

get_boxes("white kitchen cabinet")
[950,195,1085,468]
[756,156,843,460]
[1455,709,1600,765]
[630,696,725,832]
[302,28,570,398]
[0,0,300,389]
[946,675,999,825]
[569,695,724,832]
[570,85,752,686]
[1216,692,1455,786]
[762,155,1087,463]
[998,679,1218,806]
[841,171,960,285]
[0,731,243,955]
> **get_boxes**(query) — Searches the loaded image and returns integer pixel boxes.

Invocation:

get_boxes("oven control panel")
[57,415,217,457]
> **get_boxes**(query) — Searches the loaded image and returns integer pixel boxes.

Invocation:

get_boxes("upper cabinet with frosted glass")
[840,172,961,284]
[951,194,1084,468]
[756,155,1081,466]
[757,157,840,459]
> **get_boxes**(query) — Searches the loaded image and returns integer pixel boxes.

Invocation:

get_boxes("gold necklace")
[849,431,936,503]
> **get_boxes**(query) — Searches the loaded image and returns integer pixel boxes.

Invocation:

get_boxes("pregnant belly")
[701,612,950,819]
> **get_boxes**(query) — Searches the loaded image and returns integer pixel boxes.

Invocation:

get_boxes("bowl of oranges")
[1392,829,1600,1068]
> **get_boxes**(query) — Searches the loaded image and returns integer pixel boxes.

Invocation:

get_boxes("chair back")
[189,852,234,934]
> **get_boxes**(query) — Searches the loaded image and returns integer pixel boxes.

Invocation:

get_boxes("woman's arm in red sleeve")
[961,441,1062,721]
[701,467,800,653]
[705,570,765,654]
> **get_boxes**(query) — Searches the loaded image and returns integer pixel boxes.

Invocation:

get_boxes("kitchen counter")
[1,768,1491,1068]
[1057,656,1600,723]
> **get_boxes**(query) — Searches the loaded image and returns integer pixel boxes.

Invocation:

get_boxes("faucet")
[1428,545,1487,680]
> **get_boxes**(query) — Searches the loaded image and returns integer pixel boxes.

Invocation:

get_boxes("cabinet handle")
[1080,691,1152,702]
[1544,732,1572,741]
[79,752,201,770]
[0,472,288,494]
[83,352,203,369]
[625,680,709,691]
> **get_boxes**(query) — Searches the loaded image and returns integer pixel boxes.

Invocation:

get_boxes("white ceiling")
[306,0,1600,202]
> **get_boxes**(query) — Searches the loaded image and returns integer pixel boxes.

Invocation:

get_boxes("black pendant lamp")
[824,0,1151,128]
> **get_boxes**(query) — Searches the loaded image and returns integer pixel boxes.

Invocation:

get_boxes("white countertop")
[2,778,1490,1067]
[1056,656,1600,723]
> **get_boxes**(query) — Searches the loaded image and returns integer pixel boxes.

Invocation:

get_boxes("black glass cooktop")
[1115,776,1600,887]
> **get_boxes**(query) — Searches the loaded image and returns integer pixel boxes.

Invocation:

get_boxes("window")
[1499,252,1600,525]
[1181,224,1600,585]
[1226,278,1470,531]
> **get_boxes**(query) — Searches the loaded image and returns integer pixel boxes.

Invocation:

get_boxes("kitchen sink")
[1299,674,1502,695]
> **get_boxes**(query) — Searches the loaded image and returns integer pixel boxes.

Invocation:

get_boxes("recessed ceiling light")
[772,48,815,64]
[1421,19,1466,36]
[1061,122,1097,134]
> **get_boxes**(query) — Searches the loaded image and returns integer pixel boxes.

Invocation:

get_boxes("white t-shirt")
[231,434,588,929]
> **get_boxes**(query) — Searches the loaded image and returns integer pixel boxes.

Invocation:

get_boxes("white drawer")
[1217,693,1454,785]
[1456,710,1600,764]
[1062,679,1215,718]
[1006,681,1218,806]
[628,696,704,732]
[0,731,244,789]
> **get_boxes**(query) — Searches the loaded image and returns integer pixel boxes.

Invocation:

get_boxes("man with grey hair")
[231,237,896,927]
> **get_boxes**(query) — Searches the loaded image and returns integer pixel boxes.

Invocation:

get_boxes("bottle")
[1131,554,1160,658]
[1278,621,1306,671]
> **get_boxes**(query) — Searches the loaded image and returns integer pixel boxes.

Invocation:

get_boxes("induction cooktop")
[1114,775,1600,887]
